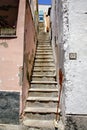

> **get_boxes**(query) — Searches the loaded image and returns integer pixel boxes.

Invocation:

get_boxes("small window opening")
[0,0,19,37]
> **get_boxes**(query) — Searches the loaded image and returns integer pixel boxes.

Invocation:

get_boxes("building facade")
[0,0,38,124]
[38,4,51,22]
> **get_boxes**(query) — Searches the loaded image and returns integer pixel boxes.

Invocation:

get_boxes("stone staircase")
[23,30,59,130]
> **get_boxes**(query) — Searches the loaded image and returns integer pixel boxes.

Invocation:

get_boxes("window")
[0,0,19,37]
[39,10,44,22]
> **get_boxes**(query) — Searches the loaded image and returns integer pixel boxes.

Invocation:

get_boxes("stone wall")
[0,91,20,124]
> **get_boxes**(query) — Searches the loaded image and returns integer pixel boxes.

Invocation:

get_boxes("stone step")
[37,42,50,44]
[29,91,58,97]
[35,59,54,62]
[36,52,53,56]
[27,96,58,102]
[24,113,56,121]
[38,43,51,46]
[34,64,55,67]
[24,107,57,114]
[38,45,51,47]
[38,40,50,42]
[32,71,56,76]
[29,88,58,97]
[23,119,55,129]
[36,49,53,52]
[29,88,58,92]
[38,42,50,44]
[33,68,56,72]
[37,46,52,49]
[34,66,55,69]
[32,77,55,81]
[35,56,53,60]
[26,101,58,108]
[32,75,56,77]
[36,53,53,55]
[31,84,58,89]
[37,48,51,51]
[31,81,57,84]
[35,61,54,63]
[35,56,53,59]
[34,61,55,65]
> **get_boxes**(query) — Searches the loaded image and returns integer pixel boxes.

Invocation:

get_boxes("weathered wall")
[51,0,57,64]
[0,0,26,123]
[0,0,37,125]
[22,0,36,113]
[63,0,87,129]
[64,0,87,115]
[0,91,20,124]
[52,0,87,129]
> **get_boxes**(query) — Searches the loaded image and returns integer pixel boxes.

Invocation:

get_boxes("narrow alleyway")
[23,26,59,129]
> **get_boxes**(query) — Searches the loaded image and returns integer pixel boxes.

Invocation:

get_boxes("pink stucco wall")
[0,0,36,115]
[22,1,36,112]
[0,0,26,114]
[0,0,25,92]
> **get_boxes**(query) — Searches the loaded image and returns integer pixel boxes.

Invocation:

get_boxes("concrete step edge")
[29,88,58,92]
[33,69,56,72]
[32,75,56,77]
[31,81,57,84]
[37,50,52,52]
[35,59,54,61]
[34,65,55,67]
[24,107,57,113]
[35,57,53,59]
[27,96,58,102]
[36,53,53,55]
[23,119,55,128]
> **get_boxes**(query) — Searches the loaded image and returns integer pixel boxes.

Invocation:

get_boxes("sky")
[38,0,51,5]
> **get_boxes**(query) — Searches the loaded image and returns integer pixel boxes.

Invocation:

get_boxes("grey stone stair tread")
[38,46,51,47]
[24,107,57,113]
[37,45,52,50]
[35,59,54,62]
[36,53,53,55]
[23,119,54,128]
[27,96,58,102]
[37,47,52,49]
[33,69,56,72]
[38,44,51,46]
[31,81,57,84]
[35,58,53,60]
[36,55,53,57]
[38,44,51,45]
[34,64,55,67]
[37,51,52,53]
[34,63,54,65]
[29,88,58,92]
[38,40,50,41]
[37,50,52,52]
[35,57,53,59]
[32,75,56,77]
[35,62,54,64]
